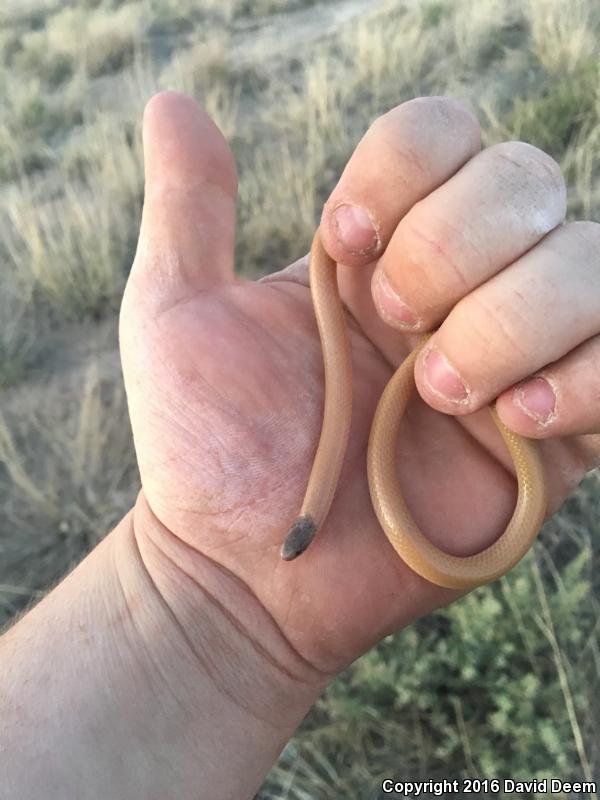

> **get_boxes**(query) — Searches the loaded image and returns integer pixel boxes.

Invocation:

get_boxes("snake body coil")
[281,229,548,590]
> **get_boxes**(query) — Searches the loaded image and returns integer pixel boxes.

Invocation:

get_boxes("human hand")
[119,91,600,685]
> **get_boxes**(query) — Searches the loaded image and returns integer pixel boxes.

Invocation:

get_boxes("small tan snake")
[280,228,549,590]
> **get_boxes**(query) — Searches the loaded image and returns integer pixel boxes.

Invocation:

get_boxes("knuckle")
[568,220,600,251]
[371,96,480,184]
[491,141,566,199]
[391,95,480,133]
[401,204,475,295]
[423,95,481,137]
[371,115,430,182]
[457,289,532,366]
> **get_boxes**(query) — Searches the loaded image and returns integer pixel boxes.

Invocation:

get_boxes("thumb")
[129,91,238,309]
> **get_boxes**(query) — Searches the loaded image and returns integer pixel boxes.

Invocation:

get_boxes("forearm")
[0,496,325,800]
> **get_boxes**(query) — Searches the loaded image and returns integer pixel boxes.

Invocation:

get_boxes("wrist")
[128,489,329,725]
[0,495,327,800]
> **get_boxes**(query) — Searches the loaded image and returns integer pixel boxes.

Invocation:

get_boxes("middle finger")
[371,140,567,332]
[413,221,600,416]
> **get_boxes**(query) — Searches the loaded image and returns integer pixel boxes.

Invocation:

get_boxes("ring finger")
[413,221,600,434]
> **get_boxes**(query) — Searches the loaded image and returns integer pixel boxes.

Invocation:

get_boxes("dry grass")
[0,72,85,180]
[528,0,599,76]
[0,358,135,524]
[16,3,148,82]
[451,0,512,69]
[0,354,139,628]
[0,287,39,389]
[3,174,139,319]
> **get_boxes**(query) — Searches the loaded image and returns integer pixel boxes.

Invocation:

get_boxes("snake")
[280,228,548,590]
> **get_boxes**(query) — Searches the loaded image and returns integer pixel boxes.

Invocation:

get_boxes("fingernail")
[372,270,420,328]
[422,345,469,403]
[332,203,379,254]
[513,377,556,423]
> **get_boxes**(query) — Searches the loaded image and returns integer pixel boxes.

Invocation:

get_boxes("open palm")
[119,92,598,675]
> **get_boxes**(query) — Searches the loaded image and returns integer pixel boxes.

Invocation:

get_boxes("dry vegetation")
[0,0,599,796]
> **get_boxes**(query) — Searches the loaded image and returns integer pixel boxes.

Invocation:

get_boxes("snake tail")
[281,515,317,561]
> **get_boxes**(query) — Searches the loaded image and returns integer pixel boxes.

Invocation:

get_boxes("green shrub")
[262,537,598,797]
[503,60,599,157]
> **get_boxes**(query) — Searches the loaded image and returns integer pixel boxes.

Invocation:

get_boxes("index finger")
[319,96,482,268]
